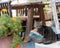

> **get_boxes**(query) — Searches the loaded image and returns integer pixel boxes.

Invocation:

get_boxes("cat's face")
[34,21,42,28]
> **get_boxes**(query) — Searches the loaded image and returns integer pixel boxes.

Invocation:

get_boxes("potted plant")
[0,14,23,48]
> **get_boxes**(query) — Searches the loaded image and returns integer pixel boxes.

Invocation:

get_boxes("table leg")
[38,5,45,25]
[25,7,34,40]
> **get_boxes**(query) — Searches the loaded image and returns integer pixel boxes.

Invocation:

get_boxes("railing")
[16,8,39,16]
[0,1,12,17]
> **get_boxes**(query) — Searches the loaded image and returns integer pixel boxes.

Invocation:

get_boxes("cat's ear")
[39,21,42,26]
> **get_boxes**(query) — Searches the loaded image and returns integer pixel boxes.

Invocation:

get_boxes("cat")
[37,25,57,44]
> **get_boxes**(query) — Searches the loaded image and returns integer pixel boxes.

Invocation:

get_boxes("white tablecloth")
[35,41,60,48]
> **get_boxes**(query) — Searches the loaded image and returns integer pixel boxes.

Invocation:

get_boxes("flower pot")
[0,36,12,48]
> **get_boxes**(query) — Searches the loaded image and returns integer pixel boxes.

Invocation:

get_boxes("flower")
[17,45,21,48]
[23,39,28,43]
[12,17,16,21]
[2,8,7,13]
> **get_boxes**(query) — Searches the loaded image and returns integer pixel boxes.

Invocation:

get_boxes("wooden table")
[11,2,45,39]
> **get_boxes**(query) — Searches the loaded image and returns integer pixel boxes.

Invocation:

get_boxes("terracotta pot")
[0,36,12,48]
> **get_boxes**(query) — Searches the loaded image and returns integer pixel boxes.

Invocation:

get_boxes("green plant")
[0,14,22,38]
[0,14,23,48]
[10,35,22,48]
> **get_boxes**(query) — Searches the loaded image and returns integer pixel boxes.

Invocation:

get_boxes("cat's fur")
[37,25,57,44]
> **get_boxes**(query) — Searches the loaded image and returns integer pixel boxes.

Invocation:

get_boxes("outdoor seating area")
[0,0,60,48]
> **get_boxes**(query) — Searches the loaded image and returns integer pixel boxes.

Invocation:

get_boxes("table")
[11,2,46,39]
[35,41,60,48]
